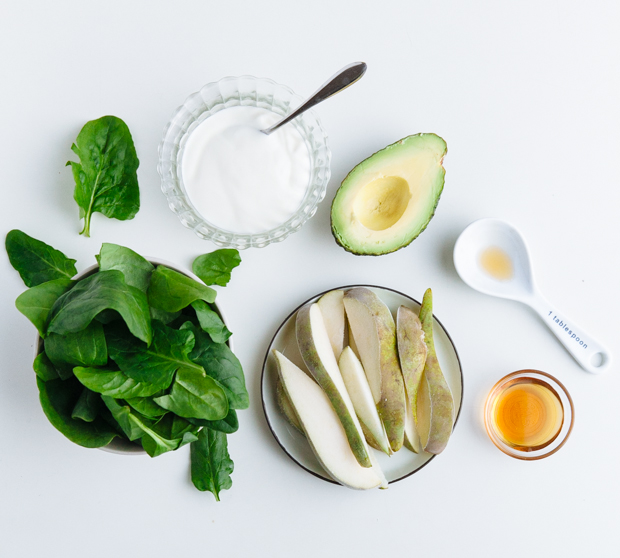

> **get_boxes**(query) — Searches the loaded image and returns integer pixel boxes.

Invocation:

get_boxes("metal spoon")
[453,218,611,374]
[261,62,367,135]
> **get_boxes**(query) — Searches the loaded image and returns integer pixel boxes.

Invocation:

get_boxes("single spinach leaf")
[150,307,181,325]
[140,414,199,457]
[15,278,74,336]
[191,300,232,343]
[67,116,140,237]
[37,377,118,448]
[102,397,181,457]
[185,323,248,410]
[6,230,77,287]
[106,320,198,386]
[71,388,101,422]
[125,396,168,419]
[33,352,60,381]
[95,309,120,324]
[192,249,241,287]
[190,427,234,501]
[74,367,165,398]
[101,396,154,441]
[147,266,216,313]
[47,270,152,345]
[45,321,108,368]
[96,243,154,292]
[154,367,228,421]
[188,408,239,434]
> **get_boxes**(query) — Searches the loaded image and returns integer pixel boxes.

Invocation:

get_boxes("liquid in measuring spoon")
[182,106,311,234]
[479,246,513,280]
[491,379,564,450]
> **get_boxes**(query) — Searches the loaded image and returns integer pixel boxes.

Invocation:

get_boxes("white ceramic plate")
[260,285,463,486]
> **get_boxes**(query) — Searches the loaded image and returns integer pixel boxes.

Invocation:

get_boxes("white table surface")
[1,1,619,556]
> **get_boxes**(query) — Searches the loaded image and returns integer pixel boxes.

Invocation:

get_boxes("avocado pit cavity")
[353,176,411,231]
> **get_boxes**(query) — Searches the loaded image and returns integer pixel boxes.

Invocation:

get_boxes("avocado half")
[330,133,447,255]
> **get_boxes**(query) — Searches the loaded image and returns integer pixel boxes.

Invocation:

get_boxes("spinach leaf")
[94,309,120,324]
[188,408,239,434]
[190,427,234,501]
[140,414,199,457]
[185,323,248,410]
[74,367,165,398]
[47,270,152,345]
[15,278,74,336]
[33,352,60,381]
[147,266,216,313]
[102,397,185,457]
[125,397,168,419]
[102,396,156,441]
[106,320,198,386]
[67,116,140,237]
[45,321,108,368]
[96,243,153,292]
[37,377,118,448]
[71,388,101,422]
[191,300,232,343]
[192,249,241,287]
[149,307,181,325]
[5,230,77,287]
[154,367,228,421]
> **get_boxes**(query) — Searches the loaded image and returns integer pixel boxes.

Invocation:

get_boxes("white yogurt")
[181,106,311,234]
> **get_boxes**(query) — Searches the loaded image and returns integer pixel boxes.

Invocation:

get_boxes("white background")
[1,1,619,556]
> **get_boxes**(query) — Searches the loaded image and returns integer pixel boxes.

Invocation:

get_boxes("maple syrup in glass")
[484,371,574,460]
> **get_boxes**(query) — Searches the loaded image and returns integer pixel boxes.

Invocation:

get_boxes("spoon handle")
[528,294,611,374]
[261,62,367,135]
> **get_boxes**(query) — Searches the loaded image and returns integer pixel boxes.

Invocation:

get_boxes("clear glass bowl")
[158,76,331,249]
[484,370,574,460]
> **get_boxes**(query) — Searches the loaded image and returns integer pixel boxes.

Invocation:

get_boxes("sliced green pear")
[416,289,454,454]
[338,347,392,456]
[317,290,345,361]
[275,375,303,432]
[347,322,361,360]
[274,350,383,490]
[368,448,389,490]
[343,288,406,452]
[296,303,372,468]
[403,396,422,453]
[397,305,427,454]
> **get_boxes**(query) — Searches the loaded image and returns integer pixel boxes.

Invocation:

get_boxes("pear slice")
[347,322,361,360]
[275,375,303,433]
[397,305,427,454]
[296,303,372,468]
[344,288,406,452]
[416,289,454,454]
[274,350,383,490]
[368,448,389,490]
[403,396,422,453]
[338,347,392,456]
[317,290,345,361]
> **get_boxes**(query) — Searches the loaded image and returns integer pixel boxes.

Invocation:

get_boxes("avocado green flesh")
[331,133,447,256]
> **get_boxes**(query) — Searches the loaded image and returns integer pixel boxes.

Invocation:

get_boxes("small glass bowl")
[484,370,574,460]
[158,76,331,249]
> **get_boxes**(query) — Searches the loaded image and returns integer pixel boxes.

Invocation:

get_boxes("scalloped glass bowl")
[158,76,331,249]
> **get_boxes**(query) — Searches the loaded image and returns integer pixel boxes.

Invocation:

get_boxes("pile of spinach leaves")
[6,229,245,501]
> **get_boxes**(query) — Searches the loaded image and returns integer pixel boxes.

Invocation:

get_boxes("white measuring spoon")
[453,218,611,374]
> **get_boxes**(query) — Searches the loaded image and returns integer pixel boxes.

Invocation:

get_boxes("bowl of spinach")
[7,230,247,501]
